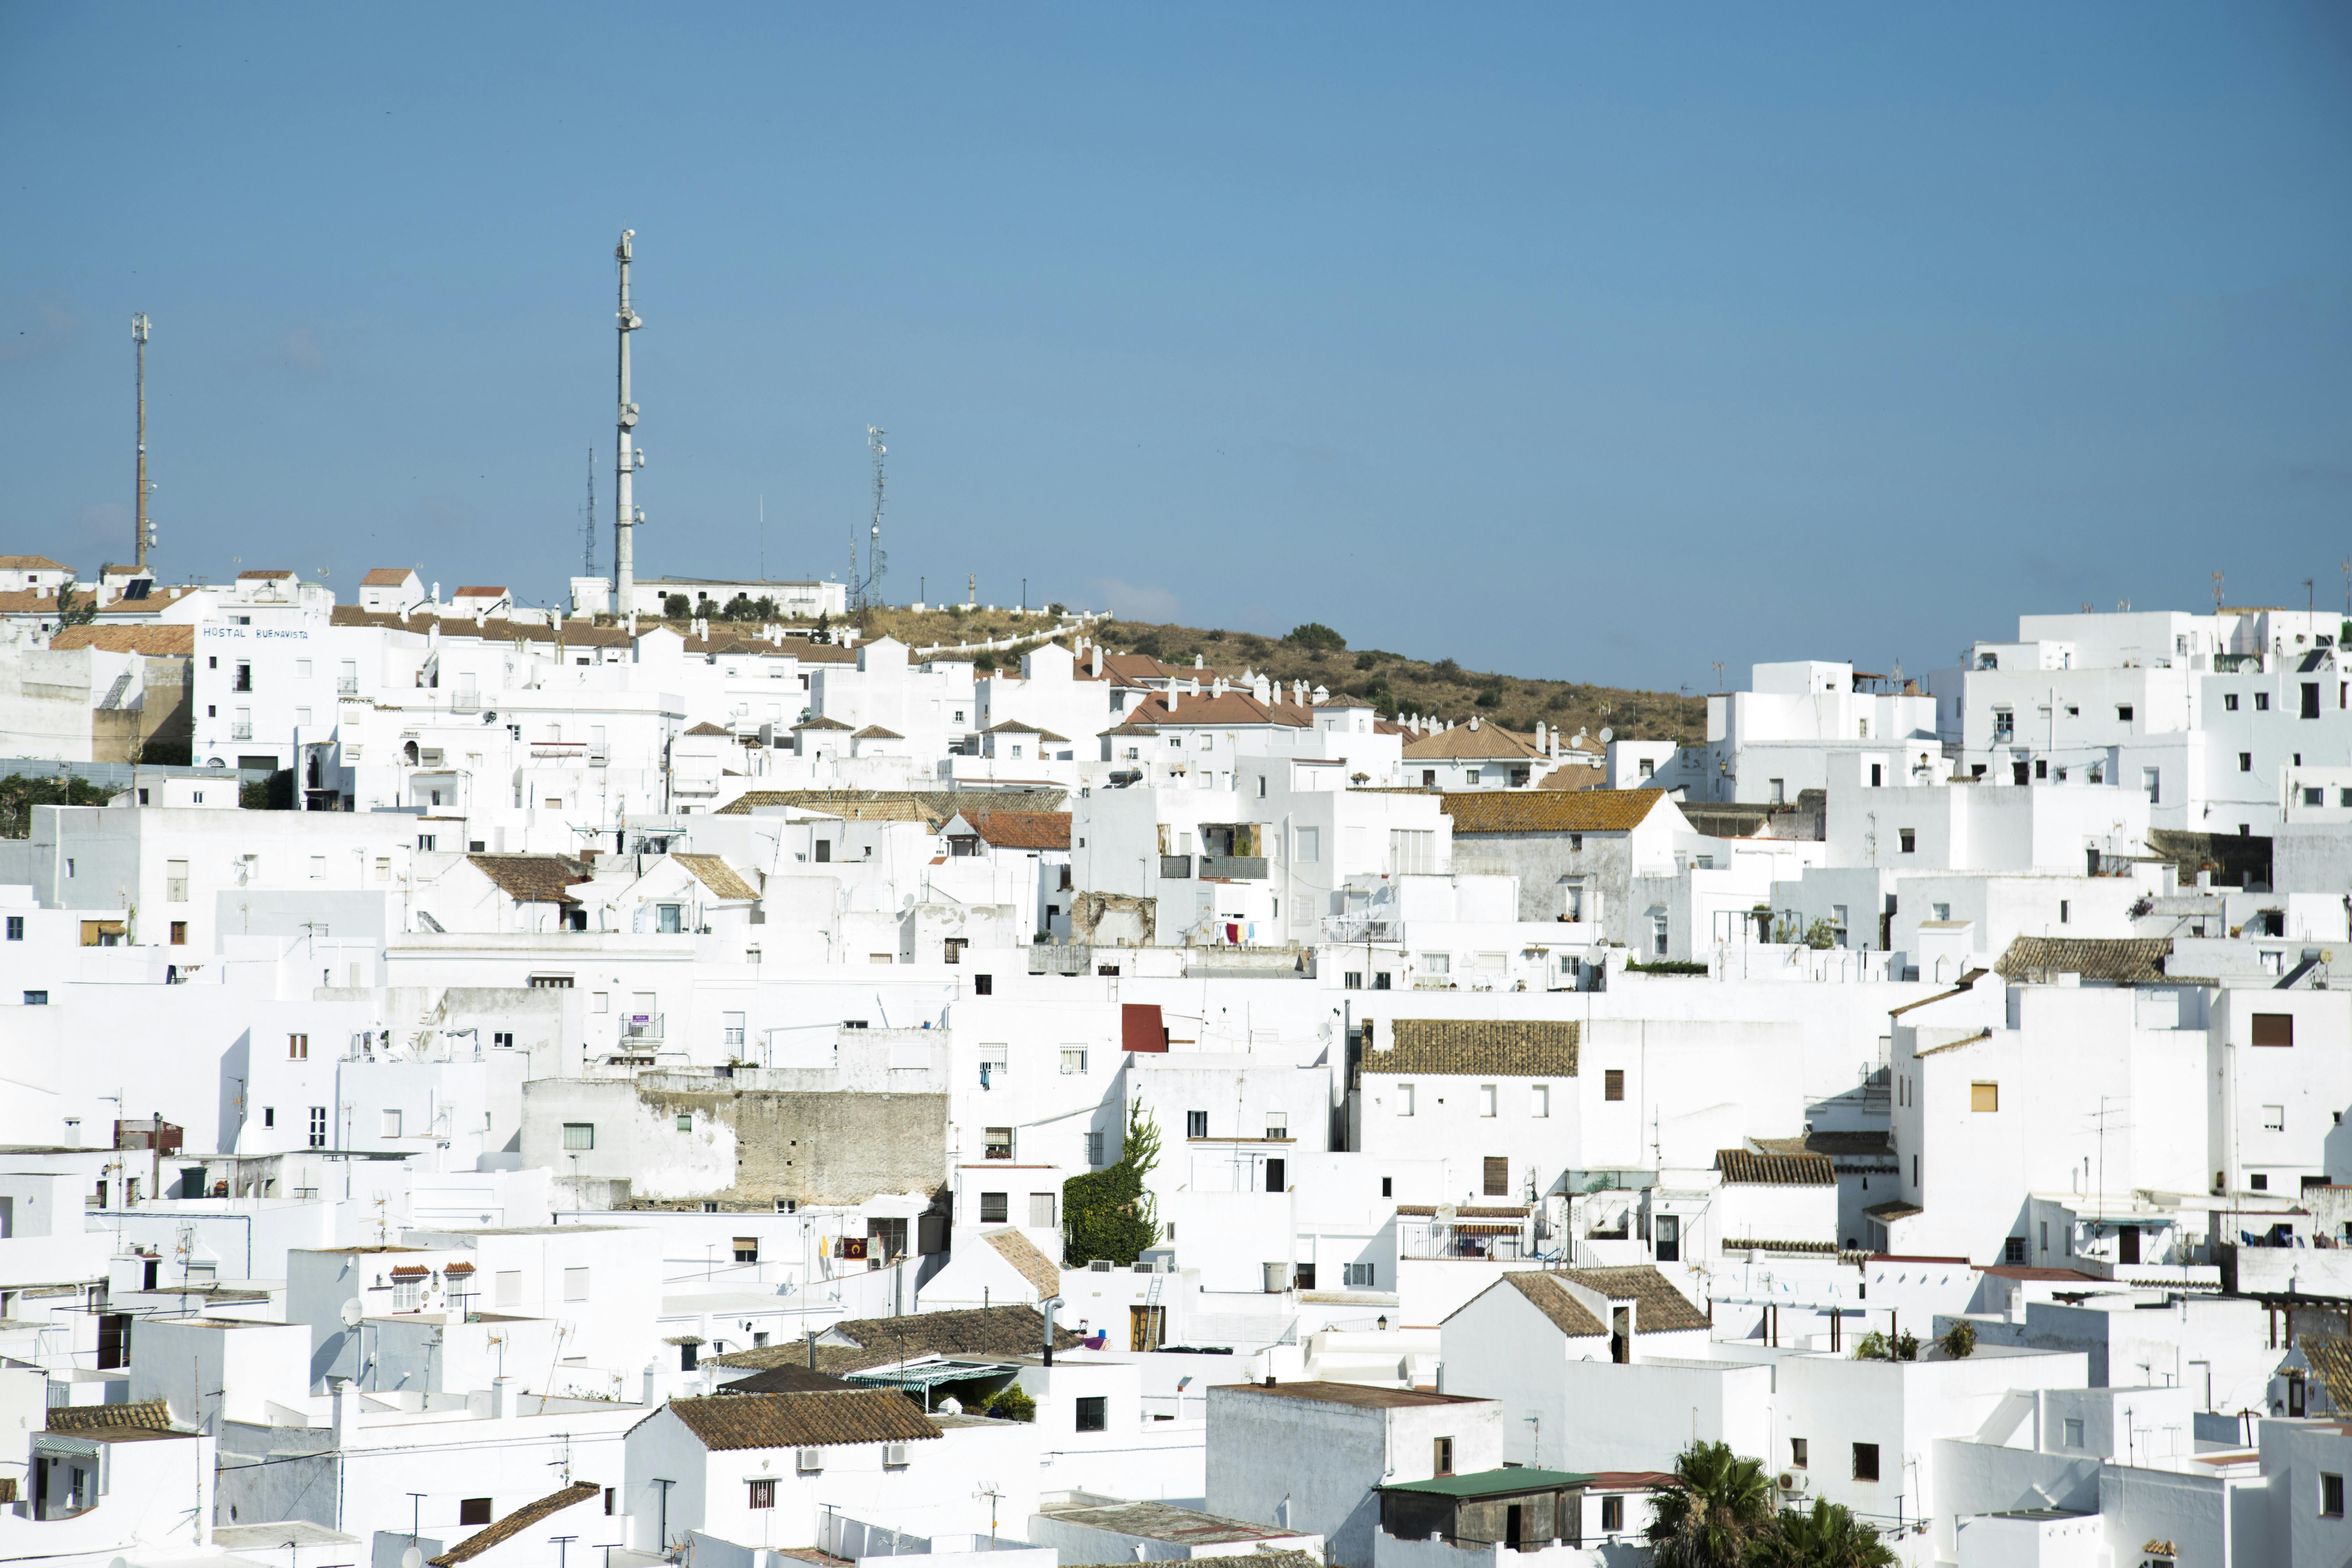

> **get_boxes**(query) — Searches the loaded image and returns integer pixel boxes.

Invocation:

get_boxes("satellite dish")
[404,1550,424,1568]
[340,1298,363,1327]
[1598,727,1614,744]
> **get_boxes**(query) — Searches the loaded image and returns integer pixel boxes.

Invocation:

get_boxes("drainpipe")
[1042,1295,1062,1366]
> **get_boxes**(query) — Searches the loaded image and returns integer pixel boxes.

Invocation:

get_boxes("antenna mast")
[132,314,153,569]
[852,426,888,611]
[614,231,645,620]
[584,448,597,578]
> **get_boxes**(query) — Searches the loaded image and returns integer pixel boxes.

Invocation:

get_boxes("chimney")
[1090,645,1104,677]
[1535,721,1546,748]
[642,1364,659,1406]
[430,582,440,606]
[1194,654,1204,669]
[491,1376,513,1418]
[1168,689,1179,712]
[1469,716,1480,730]
[330,1377,357,1448]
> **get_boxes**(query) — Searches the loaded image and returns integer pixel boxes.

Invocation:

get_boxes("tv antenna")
[132,314,155,569]
[852,426,888,611]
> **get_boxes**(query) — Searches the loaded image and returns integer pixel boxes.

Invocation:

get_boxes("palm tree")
[1646,1440,1777,1568]
[1754,1499,1897,1568]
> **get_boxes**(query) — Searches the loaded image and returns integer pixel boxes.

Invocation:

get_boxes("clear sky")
[4,5,2347,688]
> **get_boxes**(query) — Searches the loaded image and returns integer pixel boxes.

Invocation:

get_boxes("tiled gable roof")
[715,789,1065,829]
[429,1483,601,1565]
[237,569,296,580]
[793,715,853,731]
[467,854,588,905]
[49,624,195,656]
[48,1399,175,1432]
[360,567,416,586]
[1715,1149,1835,1186]
[0,554,70,571]
[1440,789,1673,834]
[674,853,759,901]
[1553,1266,1711,1333]
[704,1305,1082,1373]
[984,1228,1062,1299]
[664,1390,941,1450]
[1124,692,1309,729]
[981,718,1071,742]
[852,725,903,740]
[1489,1273,1605,1338]
[958,811,1072,851]
[683,721,734,736]
[1401,724,1544,761]
[2301,1335,2352,1415]
[1994,937,2172,985]
[1361,1020,1577,1079]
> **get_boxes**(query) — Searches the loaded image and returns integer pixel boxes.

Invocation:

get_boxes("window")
[982,1125,1015,1159]
[2256,692,2271,711]
[564,1267,589,1302]
[165,859,189,902]
[1600,1496,1624,1534]
[1187,1110,1209,1139]
[1479,1084,1497,1118]
[1266,1112,1288,1140]
[418,834,436,852]
[2262,1105,2285,1132]
[1637,758,1654,778]
[1381,1176,1393,1198]
[1030,1192,1058,1228]
[973,973,993,995]
[1060,1047,1087,1075]
[2252,1173,2269,1191]
[528,974,574,989]
[733,1237,758,1262]
[2224,692,2239,711]
[262,1107,274,1127]
[494,1031,514,1049]
[170,920,186,945]
[814,839,831,863]
[381,1110,402,1138]
[2058,900,2070,924]
[309,1107,328,1148]
[1532,1085,1549,1118]
[375,857,391,882]
[1345,1261,1375,1287]
[656,904,682,934]
[675,1113,694,1132]
[796,1448,822,1475]
[3,916,17,940]
[460,1499,493,1526]
[1396,1084,1414,1117]
[392,1274,424,1311]
[2253,1013,2294,1047]
[1852,1443,1879,1482]
[289,1033,309,1060]
[23,989,48,1005]
[2308,788,2328,807]
[2304,684,2323,720]
[2326,1473,2346,1519]
[563,1123,595,1150]
[1483,1156,1509,1197]
[1604,1069,1625,1102]
[2116,705,2133,722]
[748,1479,776,1510]
[1789,1438,1808,1470]
[2005,1236,2026,1264]
[980,1192,1009,1223]
[1087,1130,1105,1165]
[1265,1158,1285,1190]
[1433,1437,1455,1476]
[1076,1396,1107,1432]
[2063,1418,2084,1449]
[1421,952,1450,976]
[1294,827,1319,863]
[1898,828,1916,854]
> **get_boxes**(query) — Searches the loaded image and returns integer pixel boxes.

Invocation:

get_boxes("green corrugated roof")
[1380,1467,1595,1498]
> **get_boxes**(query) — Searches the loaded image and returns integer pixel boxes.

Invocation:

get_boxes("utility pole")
[853,426,888,612]
[614,231,645,622]
[133,314,153,569]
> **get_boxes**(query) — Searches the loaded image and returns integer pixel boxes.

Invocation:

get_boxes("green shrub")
[1283,622,1346,652]
[1853,1331,1889,1361]
[983,1385,1035,1422]
[1939,1320,1977,1359]
[1063,1105,1161,1265]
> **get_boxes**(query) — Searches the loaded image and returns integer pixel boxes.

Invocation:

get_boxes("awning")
[844,1359,1020,1390]
[1454,1224,1525,1237]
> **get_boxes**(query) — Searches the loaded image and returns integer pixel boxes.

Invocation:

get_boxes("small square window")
[1075,1395,1107,1432]
[748,1479,776,1509]
[460,1499,493,1526]
[563,1123,595,1151]
[980,1192,1009,1223]
[1790,1438,1808,1469]
[1852,1442,1879,1482]
[1898,829,1916,854]
[1604,1069,1625,1102]
[2325,1472,2345,1518]
[1187,1110,1209,1139]
[2064,1418,2084,1449]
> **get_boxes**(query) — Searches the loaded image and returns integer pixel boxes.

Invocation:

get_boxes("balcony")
[530,741,586,760]
[450,694,479,714]
[337,678,359,697]
[623,1013,665,1046]
[1198,855,1267,880]
[1160,854,1192,879]
[230,722,253,741]
[1322,916,1399,944]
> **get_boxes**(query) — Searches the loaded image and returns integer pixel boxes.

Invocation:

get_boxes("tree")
[0,771,111,838]
[1283,622,1346,652]
[662,593,690,619]
[810,612,832,645]
[721,594,757,620]
[1939,1319,1977,1359]
[1062,1104,1162,1265]
[1646,1440,1776,1568]
[1753,1500,1896,1568]
[54,584,98,628]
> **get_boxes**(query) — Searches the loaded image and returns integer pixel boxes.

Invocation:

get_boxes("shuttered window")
[1483,1157,1510,1196]
[2252,1013,2295,1047]
[1971,1082,1999,1113]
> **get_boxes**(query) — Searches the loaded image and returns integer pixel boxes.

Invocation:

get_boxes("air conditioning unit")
[882,1443,909,1469]
[1089,1259,1113,1273]
[1777,1472,1811,1493]
[796,1447,822,1475]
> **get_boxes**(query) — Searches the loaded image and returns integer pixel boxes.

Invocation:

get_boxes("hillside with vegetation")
[663,600,1707,744]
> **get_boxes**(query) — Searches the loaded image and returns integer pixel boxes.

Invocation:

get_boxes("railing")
[1160,854,1192,878]
[1322,916,1398,943]
[624,1014,665,1045]
[451,694,479,714]
[531,742,586,759]
[337,678,359,696]
[1199,855,1267,880]
[1029,943,1092,976]
[230,723,253,740]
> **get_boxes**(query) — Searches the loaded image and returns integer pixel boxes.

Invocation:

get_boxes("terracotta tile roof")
[793,715,854,731]
[984,1228,1062,1299]
[1976,1265,2100,1283]
[361,567,416,586]
[453,586,508,597]
[852,725,903,740]
[715,789,1066,829]
[1125,692,1309,729]
[957,811,1072,851]
[1994,937,2172,985]
[48,624,195,656]
[1219,1381,1485,1409]
[49,1399,175,1432]
[1753,1131,1894,1161]
[1715,1149,1835,1186]
[981,718,1071,742]
[237,569,295,580]
[1535,762,1607,790]
[1396,1205,1529,1219]
[1487,1272,1605,1338]
[1553,1266,1711,1333]
[663,1389,941,1451]
[467,854,588,904]
[683,721,734,736]
[719,1364,865,1395]
[0,555,70,570]
[705,1305,1083,1373]
[1401,724,1545,761]
[1361,1020,1578,1078]
[665,1389,941,1450]
[1441,788,1673,834]
[430,1483,600,1565]
[1864,1199,1924,1222]
[674,853,760,901]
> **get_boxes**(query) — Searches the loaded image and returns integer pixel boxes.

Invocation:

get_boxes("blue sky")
[3,5,2347,689]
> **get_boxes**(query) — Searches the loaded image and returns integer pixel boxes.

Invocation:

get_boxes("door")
[1129,1304,1166,1351]
[1655,1214,1681,1264]
[1505,1505,1523,1549]
[2118,1225,2140,1265]
[97,1314,130,1370]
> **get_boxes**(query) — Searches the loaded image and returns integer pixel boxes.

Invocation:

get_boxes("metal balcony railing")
[1198,855,1267,880]
[229,723,253,740]
[1160,854,1192,879]
[624,1014,665,1044]
[337,678,359,696]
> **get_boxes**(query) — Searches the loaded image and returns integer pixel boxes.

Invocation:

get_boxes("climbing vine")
[1062,1104,1161,1266]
